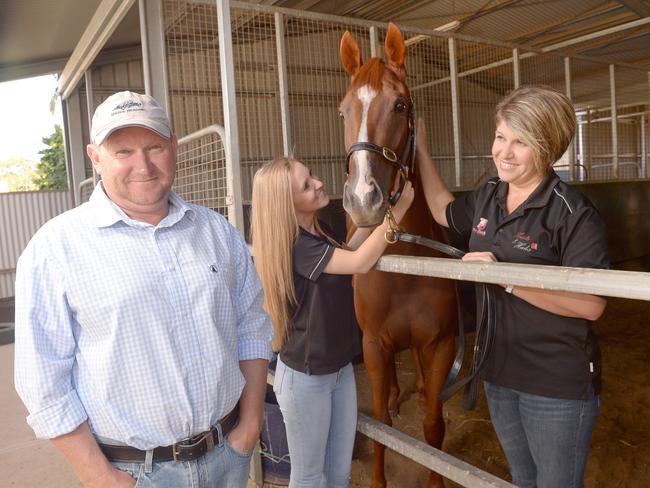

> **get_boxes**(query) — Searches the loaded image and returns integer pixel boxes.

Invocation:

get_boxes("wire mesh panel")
[164,0,224,138]
[282,16,371,198]
[174,127,229,217]
[230,7,284,201]
[572,59,615,180]
[455,41,514,187]
[519,50,566,94]
[160,0,649,207]
[407,33,454,187]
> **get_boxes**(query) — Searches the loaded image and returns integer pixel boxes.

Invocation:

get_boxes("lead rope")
[384,205,404,244]
[384,230,497,410]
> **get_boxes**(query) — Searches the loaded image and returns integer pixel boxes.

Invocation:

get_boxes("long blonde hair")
[252,157,337,351]
[251,157,299,352]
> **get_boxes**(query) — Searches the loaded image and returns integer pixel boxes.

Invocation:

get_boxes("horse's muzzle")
[342,182,386,227]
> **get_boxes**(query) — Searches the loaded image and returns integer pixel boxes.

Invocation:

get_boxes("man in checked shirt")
[14,91,274,488]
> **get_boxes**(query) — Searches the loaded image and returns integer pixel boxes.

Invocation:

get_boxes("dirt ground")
[349,297,650,488]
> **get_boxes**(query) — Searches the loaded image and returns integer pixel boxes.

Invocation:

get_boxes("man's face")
[88,127,177,219]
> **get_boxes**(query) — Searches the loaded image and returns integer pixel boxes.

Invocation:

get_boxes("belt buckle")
[172,430,215,462]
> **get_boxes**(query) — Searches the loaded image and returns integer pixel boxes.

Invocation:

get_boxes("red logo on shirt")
[472,218,488,237]
[513,232,539,252]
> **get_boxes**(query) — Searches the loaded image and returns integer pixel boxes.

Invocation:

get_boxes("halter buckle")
[382,147,397,162]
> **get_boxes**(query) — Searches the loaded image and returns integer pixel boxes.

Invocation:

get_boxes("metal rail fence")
[175,125,231,219]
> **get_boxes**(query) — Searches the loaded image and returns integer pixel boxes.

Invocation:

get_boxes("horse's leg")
[410,346,426,406]
[421,333,455,488]
[387,352,400,417]
[363,334,393,488]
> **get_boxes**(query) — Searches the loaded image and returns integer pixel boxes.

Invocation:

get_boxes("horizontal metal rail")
[375,255,650,301]
[357,413,515,488]
[265,373,515,487]
[178,124,227,147]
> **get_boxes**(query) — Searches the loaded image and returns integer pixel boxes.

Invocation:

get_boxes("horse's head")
[339,22,414,227]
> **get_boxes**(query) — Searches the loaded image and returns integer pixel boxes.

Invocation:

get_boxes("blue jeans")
[101,429,252,487]
[484,381,600,488]
[274,357,357,488]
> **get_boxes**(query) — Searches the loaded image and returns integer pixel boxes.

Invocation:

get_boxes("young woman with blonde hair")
[251,157,413,488]
[418,85,609,488]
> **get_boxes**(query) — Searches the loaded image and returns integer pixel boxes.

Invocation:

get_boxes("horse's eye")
[338,111,345,118]
[395,100,406,112]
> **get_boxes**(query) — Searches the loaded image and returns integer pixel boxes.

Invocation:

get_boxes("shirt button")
[181,309,188,316]
[192,357,198,365]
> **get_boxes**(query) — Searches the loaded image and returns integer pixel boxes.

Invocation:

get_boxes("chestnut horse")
[339,23,457,488]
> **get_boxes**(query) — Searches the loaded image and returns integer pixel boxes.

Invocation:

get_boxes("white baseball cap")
[90,91,171,145]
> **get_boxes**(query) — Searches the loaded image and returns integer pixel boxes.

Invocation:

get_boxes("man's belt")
[99,404,239,463]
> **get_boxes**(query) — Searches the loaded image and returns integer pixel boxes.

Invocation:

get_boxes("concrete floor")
[1,343,82,487]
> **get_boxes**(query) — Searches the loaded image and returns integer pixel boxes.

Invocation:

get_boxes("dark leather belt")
[99,404,239,463]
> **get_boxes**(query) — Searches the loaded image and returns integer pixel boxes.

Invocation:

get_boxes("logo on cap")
[112,100,144,115]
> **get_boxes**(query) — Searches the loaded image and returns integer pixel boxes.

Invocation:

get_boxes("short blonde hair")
[495,85,576,175]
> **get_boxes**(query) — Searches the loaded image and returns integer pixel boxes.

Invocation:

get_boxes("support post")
[64,89,89,206]
[449,37,462,188]
[216,0,245,233]
[565,57,575,181]
[641,114,647,179]
[275,12,293,156]
[369,25,380,58]
[84,70,98,185]
[139,0,170,113]
[512,48,520,89]
[610,64,618,178]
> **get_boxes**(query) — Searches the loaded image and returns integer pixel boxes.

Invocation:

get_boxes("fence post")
[275,12,293,156]
[216,0,245,234]
[565,57,575,181]
[512,48,520,89]
[610,64,618,179]
[449,37,462,188]
[369,25,380,58]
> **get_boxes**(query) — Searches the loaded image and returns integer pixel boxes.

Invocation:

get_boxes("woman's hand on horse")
[461,251,498,263]
[392,181,415,222]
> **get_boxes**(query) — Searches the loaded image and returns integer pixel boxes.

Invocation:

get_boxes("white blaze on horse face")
[351,85,378,202]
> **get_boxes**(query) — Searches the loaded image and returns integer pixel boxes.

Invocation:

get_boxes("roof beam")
[617,0,650,17]
[57,0,136,100]
[540,15,650,52]
[0,56,67,83]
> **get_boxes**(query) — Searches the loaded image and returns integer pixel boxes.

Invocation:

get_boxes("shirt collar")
[495,170,560,213]
[88,182,195,228]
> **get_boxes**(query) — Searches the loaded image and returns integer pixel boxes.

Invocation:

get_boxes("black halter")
[345,100,417,207]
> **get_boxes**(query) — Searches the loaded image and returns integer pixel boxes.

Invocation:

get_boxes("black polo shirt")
[446,171,609,400]
[279,221,361,375]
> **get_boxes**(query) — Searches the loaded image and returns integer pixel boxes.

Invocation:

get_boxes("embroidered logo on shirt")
[472,217,489,237]
[512,232,539,253]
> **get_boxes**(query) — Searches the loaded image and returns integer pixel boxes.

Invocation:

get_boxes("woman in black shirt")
[418,85,608,488]
[251,157,413,487]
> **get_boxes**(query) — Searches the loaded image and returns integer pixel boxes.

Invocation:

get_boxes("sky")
[0,74,64,163]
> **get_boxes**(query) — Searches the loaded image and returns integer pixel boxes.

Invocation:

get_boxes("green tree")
[0,157,38,192]
[33,124,68,190]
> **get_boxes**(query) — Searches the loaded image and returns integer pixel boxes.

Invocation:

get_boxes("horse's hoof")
[389,409,400,418]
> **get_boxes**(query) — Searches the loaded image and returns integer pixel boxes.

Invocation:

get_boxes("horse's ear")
[340,31,362,77]
[384,22,406,80]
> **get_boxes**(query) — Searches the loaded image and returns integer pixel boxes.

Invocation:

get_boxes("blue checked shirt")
[14,184,273,449]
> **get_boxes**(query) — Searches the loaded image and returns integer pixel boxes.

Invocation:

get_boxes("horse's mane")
[350,58,385,91]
